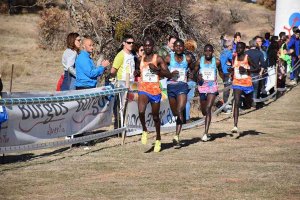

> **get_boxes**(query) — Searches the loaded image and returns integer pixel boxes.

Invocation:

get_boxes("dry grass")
[0,86,299,200]
[0,14,63,92]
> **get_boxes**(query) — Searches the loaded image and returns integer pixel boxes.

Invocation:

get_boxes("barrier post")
[9,64,14,93]
[121,73,130,145]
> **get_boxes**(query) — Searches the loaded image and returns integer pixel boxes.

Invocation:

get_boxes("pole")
[9,64,14,93]
[121,73,130,145]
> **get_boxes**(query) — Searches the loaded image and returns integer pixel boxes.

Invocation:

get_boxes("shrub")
[257,0,276,10]
[38,7,68,50]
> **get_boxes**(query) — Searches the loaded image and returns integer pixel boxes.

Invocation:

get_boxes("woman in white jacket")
[61,32,81,90]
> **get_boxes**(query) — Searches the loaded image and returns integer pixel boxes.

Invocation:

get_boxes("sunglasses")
[126,41,134,45]
[139,49,144,51]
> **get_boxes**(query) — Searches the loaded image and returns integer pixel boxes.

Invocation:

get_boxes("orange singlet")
[138,54,161,95]
[232,54,252,87]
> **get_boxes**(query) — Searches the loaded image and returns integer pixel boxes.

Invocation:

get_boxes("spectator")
[287,29,300,84]
[220,39,233,112]
[184,39,197,123]
[110,34,137,129]
[158,35,177,59]
[75,37,110,90]
[246,39,265,108]
[232,32,241,53]
[262,32,271,49]
[61,32,81,91]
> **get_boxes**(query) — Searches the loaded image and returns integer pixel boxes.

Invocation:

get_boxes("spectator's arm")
[65,52,77,77]
[110,53,123,77]
[78,57,105,79]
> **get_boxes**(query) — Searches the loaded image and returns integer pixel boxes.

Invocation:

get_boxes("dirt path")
[0,86,299,200]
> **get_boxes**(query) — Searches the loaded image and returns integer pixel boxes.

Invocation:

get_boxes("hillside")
[0,0,274,92]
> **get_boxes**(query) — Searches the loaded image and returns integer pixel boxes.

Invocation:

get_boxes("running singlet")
[112,50,135,82]
[232,54,252,87]
[198,56,218,93]
[168,52,188,84]
[138,54,161,95]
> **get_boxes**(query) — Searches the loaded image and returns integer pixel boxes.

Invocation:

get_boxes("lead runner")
[136,37,169,152]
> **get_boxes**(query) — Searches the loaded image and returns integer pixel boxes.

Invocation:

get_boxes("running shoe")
[201,134,211,142]
[141,131,148,145]
[173,135,179,143]
[173,135,181,148]
[231,126,238,133]
[154,140,161,153]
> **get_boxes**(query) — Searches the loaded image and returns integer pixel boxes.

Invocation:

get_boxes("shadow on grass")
[0,130,114,165]
[0,147,70,165]
[209,132,231,141]
[144,137,202,153]
[236,130,266,139]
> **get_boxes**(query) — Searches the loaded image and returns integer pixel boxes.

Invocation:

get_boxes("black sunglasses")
[126,41,134,44]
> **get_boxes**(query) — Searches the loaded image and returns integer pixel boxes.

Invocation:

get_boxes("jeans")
[61,71,76,91]
[290,57,299,81]
[251,73,260,100]
[185,81,196,121]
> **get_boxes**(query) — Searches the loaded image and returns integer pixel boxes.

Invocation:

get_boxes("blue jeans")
[251,74,259,100]
[61,71,76,91]
[185,81,196,120]
[290,57,299,81]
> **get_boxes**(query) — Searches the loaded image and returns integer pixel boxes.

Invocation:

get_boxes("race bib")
[234,67,248,79]
[142,67,158,82]
[201,68,215,81]
[171,68,186,82]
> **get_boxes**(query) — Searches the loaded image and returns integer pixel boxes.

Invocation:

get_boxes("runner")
[230,42,260,135]
[195,44,223,142]
[164,39,194,148]
[137,37,168,152]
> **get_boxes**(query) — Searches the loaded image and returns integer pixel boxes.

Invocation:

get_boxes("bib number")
[234,67,248,79]
[201,68,215,81]
[171,68,186,82]
[142,67,158,82]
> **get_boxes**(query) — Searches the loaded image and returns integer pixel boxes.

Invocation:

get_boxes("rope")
[0,87,128,106]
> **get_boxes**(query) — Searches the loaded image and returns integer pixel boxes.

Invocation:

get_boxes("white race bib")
[201,68,215,81]
[171,68,186,82]
[142,67,158,83]
[234,67,248,79]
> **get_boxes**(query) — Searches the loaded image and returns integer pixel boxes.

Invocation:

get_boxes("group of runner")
[108,35,258,153]
[61,27,299,152]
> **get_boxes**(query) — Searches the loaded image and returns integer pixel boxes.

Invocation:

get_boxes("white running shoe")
[201,134,211,142]
[231,126,238,133]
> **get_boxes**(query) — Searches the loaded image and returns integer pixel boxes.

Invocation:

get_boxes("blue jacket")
[220,49,233,74]
[288,35,300,57]
[75,50,105,88]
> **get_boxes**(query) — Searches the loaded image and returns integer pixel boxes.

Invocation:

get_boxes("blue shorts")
[138,91,162,104]
[167,82,189,99]
[232,85,254,94]
[199,92,219,101]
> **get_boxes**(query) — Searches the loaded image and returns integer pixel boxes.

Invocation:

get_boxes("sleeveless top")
[138,54,161,95]
[232,54,252,87]
[168,52,188,84]
[198,56,218,93]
